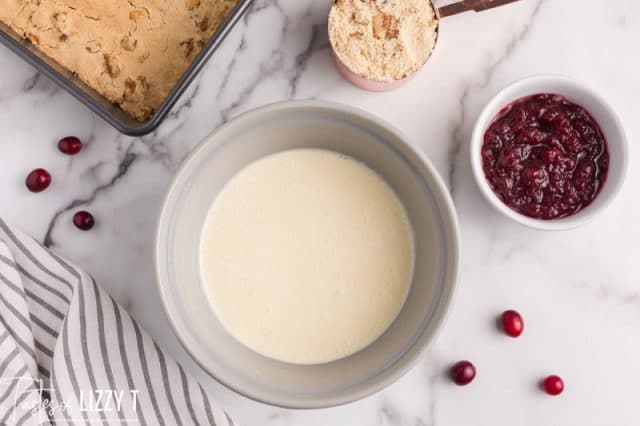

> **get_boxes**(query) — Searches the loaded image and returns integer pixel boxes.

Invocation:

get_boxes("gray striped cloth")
[0,219,236,425]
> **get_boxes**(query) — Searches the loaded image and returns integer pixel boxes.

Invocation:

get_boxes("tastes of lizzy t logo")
[0,376,140,422]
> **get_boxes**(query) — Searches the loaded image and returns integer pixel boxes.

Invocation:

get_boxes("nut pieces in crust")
[0,0,238,121]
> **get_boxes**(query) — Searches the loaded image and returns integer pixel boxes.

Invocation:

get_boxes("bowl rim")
[155,99,461,408]
[470,74,629,231]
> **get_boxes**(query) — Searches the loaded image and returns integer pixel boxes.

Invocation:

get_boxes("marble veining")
[1,0,639,424]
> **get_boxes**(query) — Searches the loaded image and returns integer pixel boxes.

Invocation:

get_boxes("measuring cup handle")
[438,0,523,18]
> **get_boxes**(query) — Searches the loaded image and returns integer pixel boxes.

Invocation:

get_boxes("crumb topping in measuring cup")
[329,0,438,82]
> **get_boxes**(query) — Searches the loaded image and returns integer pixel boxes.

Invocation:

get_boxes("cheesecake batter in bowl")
[200,149,414,365]
[155,101,459,408]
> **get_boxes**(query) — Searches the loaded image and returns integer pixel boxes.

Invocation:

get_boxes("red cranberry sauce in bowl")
[481,93,609,220]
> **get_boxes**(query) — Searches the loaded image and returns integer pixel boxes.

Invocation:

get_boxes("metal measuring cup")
[330,0,524,91]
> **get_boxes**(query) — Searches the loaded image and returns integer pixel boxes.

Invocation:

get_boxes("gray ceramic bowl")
[155,101,460,408]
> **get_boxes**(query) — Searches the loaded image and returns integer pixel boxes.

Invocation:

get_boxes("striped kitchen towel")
[0,218,235,425]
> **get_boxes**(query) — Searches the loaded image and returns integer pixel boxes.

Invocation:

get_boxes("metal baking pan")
[0,0,253,136]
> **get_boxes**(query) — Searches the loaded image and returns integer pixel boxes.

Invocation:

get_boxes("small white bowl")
[470,75,629,230]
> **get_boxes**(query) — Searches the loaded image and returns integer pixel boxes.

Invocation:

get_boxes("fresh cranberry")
[450,361,476,386]
[482,93,609,220]
[542,375,564,395]
[73,211,95,230]
[25,168,51,192]
[58,136,83,155]
[501,310,524,337]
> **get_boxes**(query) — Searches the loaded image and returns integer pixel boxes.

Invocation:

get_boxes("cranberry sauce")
[481,94,609,220]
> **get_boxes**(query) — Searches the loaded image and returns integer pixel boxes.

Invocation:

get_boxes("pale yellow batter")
[200,149,414,364]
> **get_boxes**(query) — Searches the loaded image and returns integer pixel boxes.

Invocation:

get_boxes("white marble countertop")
[1,0,639,424]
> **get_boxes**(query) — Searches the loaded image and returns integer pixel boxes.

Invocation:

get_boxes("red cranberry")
[450,361,476,386]
[501,310,524,338]
[542,375,564,395]
[25,168,51,192]
[58,136,83,155]
[73,211,95,230]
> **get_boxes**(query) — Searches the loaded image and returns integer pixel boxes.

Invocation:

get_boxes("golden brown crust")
[1,0,238,121]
